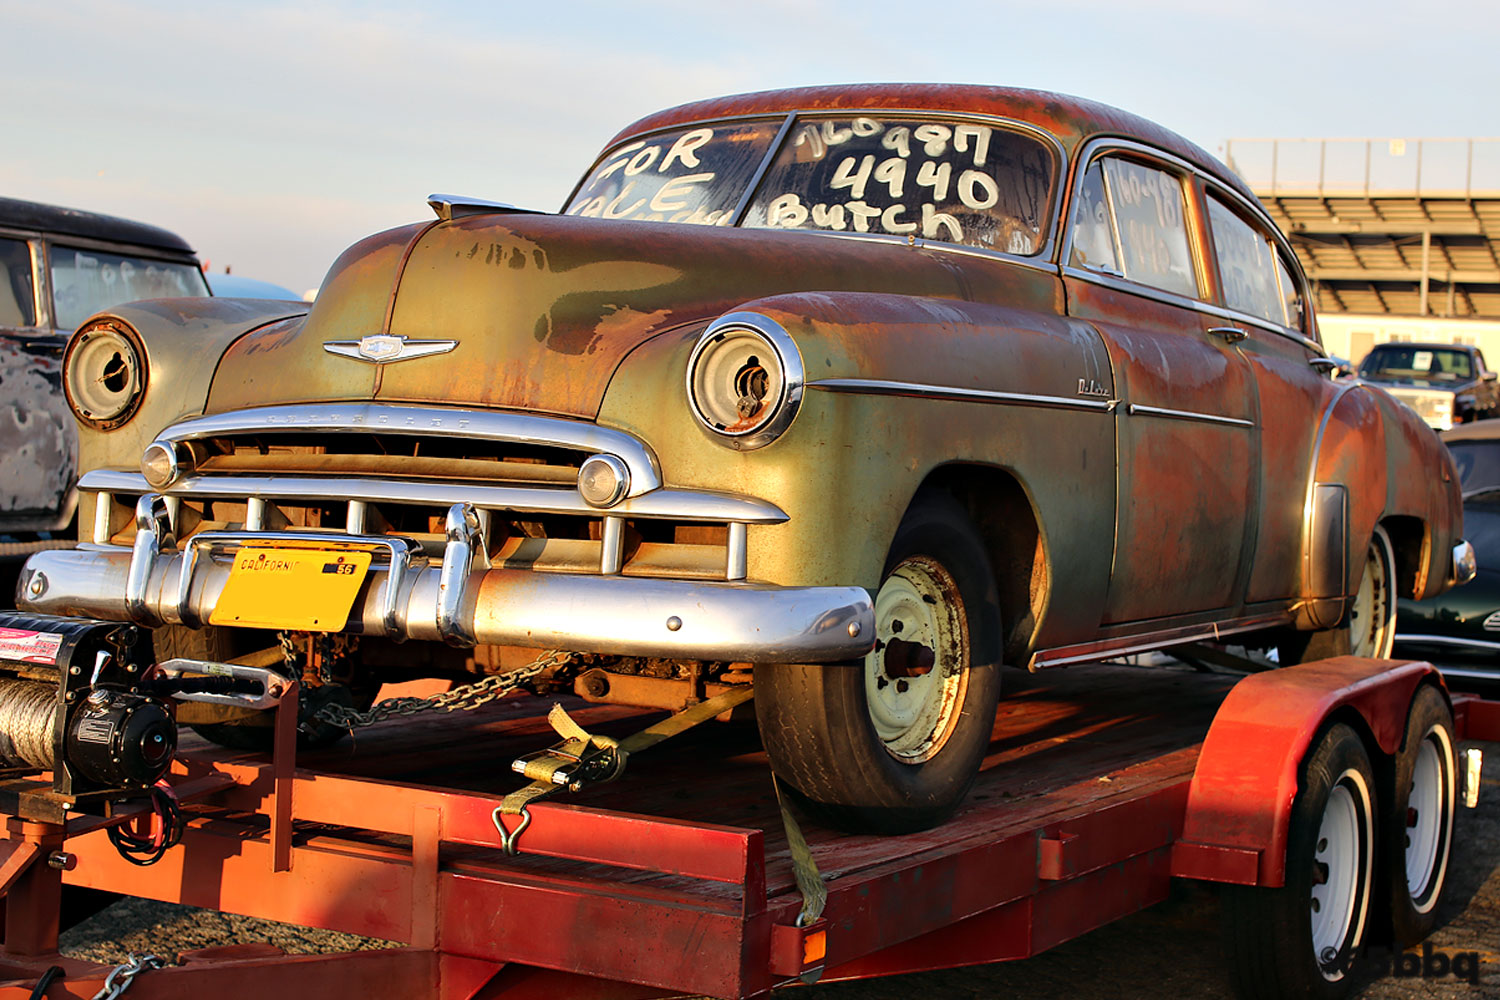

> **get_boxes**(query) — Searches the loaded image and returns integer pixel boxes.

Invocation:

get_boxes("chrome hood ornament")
[324,334,457,364]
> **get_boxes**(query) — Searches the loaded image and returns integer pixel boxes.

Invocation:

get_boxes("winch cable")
[0,678,57,769]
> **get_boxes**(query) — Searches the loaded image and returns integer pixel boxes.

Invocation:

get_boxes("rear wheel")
[1280,526,1396,664]
[1383,684,1457,946]
[1223,723,1378,999]
[755,492,1003,834]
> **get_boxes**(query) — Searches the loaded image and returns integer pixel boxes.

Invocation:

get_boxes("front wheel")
[1280,526,1397,664]
[755,492,1003,834]
[1222,723,1378,999]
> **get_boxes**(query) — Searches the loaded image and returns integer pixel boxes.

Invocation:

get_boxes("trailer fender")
[1172,657,1441,887]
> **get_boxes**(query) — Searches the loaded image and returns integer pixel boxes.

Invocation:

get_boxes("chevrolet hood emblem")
[323,334,457,364]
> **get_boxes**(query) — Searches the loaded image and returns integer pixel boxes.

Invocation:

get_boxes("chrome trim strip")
[77,470,789,525]
[808,378,1116,413]
[17,547,875,663]
[1028,613,1288,670]
[1397,634,1500,655]
[1125,403,1255,428]
[148,403,663,498]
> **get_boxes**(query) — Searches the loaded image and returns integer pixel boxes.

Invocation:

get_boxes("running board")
[1027,613,1289,670]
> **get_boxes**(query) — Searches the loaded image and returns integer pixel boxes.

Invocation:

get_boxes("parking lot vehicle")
[1398,419,1500,686]
[1357,341,1500,430]
[12,85,1474,834]
[0,197,208,548]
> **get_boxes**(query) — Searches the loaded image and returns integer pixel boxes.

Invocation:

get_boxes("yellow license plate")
[210,547,373,631]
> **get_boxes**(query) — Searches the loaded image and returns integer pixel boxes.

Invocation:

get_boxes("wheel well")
[1380,514,1427,600]
[916,464,1045,664]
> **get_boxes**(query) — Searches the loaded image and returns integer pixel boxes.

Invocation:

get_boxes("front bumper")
[16,504,875,664]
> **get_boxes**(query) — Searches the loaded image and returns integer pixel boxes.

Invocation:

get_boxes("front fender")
[597,289,1117,648]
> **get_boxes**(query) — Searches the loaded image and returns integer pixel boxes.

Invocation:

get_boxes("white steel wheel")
[1222,723,1376,1000]
[864,557,969,763]
[1348,526,1396,659]
[1310,776,1372,970]
[1384,685,1457,945]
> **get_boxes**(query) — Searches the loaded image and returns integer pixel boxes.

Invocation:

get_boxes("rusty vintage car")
[14,85,1474,833]
[1,196,209,558]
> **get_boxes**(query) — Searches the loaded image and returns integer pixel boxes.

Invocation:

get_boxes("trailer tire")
[1280,526,1397,664]
[1383,684,1456,946]
[755,491,1002,834]
[1222,723,1377,999]
[154,625,366,751]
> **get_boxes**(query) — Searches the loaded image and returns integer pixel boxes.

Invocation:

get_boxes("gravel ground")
[58,737,1500,999]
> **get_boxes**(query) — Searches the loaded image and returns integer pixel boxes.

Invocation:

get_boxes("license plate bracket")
[210,546,374,631]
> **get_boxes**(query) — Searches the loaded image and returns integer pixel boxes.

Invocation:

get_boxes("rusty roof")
[607,83,1247,201]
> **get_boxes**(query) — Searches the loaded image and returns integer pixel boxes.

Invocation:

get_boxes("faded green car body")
[25,84,1467,684]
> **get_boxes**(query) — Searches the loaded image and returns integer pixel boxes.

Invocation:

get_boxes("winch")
[0,611,176,804]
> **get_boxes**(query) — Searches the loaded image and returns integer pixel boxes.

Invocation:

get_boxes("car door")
[1062,147,1259,622]
[1199,188,1329,607]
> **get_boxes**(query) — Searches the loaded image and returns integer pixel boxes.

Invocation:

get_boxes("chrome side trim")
[17,546,875,663]
[148,403,663,498]
[77,470,789,525]
[1397,634,1500,655]
[1125,403,1255,428]
[1028,613,1289,670]
[808,378,1117,413]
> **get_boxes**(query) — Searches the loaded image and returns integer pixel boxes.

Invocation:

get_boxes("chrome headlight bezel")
[685,312,804,451]
[63,319,147,430]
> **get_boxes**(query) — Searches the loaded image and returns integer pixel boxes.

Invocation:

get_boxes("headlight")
[686,312,803,450]
[63,320,146,430]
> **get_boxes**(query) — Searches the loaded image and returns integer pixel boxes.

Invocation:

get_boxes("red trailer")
[0,657,1494,1000]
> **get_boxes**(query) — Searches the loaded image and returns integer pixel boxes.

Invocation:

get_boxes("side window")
[1068,161,1119,273]
[1206,196,1283,325]
[1099,158,1198,298]
[0,237,36,328]
[1273,254,1305,333]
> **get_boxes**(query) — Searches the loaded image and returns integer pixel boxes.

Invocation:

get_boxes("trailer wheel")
[1280,526,1397,664]
[755,492,1002,834]
[1384,684,1456,946]
[154,625,368,750]
[1223,723,1377,999]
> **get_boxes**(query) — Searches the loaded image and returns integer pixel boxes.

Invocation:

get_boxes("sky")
[3,0,1496,297]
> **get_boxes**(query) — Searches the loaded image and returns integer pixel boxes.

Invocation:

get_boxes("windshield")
[568,113,1055,254]
[50,244,208,331]
[1359,345,1474,382]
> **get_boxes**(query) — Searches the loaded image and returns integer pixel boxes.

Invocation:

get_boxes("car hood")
[205,213,1007,418]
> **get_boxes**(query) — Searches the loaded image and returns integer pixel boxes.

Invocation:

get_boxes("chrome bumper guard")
[1452,539,1478,587]
[19,497,875,664]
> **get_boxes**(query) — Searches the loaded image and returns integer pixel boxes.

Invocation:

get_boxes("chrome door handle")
[1206,326,1248,344]
[1309,358,1339,373]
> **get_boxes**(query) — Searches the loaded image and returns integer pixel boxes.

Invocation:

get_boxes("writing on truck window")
[741,117,1052,253]
[566,122,782,226]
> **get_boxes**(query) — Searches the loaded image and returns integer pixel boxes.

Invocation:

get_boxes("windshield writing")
[51,246,208,331]
[566,121,781,226]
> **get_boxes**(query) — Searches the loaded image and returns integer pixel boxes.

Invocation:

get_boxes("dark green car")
[1397,420,1500,686]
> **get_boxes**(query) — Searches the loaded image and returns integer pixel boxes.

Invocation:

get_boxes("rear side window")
[1207,195,1283,325]
[0,237,35,328]
[1071,156,1197,298]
